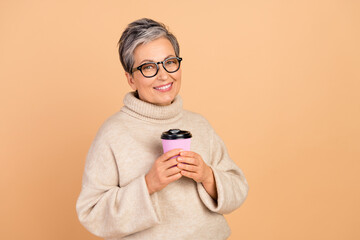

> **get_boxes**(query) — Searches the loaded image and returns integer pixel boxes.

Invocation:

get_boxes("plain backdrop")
[0,0,359,239]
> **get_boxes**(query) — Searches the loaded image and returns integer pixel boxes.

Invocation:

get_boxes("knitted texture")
[76,92,249,240]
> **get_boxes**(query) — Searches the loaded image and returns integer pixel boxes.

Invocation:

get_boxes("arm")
[201,167,218,200]
[76,137,160,238]
[176,151,218,200]
[197,129,249,214]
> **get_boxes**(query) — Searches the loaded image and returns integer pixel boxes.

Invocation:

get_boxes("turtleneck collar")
[121,92,183,123]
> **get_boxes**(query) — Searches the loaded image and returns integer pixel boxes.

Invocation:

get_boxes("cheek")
[173,71,182,82]
[135,78,153,90]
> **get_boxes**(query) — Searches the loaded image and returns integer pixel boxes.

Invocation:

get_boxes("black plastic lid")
[161,129,192,140]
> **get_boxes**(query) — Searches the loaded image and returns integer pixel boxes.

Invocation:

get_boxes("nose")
[156,63,168,81]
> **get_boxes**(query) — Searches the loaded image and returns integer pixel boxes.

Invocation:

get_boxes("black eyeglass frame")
[131,57,183,78]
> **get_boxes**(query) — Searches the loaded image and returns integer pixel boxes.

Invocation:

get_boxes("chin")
[157,95,176,106]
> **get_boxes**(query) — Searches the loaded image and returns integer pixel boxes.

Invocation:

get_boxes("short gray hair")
[118,18,180,74]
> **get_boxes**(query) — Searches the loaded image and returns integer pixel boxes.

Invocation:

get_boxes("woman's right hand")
[145,149,183,195]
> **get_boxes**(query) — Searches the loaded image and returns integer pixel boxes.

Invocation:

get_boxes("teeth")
[155,83,172,90]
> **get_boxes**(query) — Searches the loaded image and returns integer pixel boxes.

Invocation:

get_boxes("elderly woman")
[76,18,248,240]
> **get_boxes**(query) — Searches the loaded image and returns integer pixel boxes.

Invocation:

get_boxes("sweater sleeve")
[76,132,160,238]
[197,128,249,214]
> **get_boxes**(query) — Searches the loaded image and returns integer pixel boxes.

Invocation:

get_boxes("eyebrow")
[139,55,175,65]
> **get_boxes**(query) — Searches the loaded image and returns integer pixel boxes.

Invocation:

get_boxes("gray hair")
[118,18,180,74]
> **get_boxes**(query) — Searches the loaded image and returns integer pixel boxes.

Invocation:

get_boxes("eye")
[165,58,177,65]
[141,63,155,71]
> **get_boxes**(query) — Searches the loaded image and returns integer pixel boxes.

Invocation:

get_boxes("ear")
[125,72,137,91]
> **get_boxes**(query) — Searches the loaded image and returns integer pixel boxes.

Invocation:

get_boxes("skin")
[125,37,181,106]
[125,37,218,201]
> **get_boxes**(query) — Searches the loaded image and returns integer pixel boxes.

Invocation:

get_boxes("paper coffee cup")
[161,129,192,154]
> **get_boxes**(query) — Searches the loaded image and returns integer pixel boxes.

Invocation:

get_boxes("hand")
[177,151,218,200]
[145,149,182,195]
[176,151,212,183]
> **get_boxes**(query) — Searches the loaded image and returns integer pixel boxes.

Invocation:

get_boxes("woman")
[76,18,248,240]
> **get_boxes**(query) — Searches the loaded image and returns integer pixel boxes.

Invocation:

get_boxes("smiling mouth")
[154,82,173,91]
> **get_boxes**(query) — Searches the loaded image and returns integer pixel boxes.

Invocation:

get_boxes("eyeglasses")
[132,57,183,78]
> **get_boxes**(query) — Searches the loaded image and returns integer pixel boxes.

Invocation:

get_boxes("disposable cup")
[161,129,192,157]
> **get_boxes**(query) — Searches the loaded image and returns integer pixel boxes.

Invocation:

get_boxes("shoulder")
[183,109,211,123]
[92,110,130,143]
[182,109,215,133]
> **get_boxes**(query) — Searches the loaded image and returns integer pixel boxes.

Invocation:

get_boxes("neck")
[121,92,183,123]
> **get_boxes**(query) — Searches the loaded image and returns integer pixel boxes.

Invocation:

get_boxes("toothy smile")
[154,82,173,91]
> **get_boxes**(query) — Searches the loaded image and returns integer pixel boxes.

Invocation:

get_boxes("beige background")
[1,0,359,239]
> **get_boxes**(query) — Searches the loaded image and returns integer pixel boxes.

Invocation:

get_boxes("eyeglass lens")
[141,58,180,77]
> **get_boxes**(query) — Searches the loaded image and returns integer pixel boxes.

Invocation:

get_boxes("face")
[125,37,182,106]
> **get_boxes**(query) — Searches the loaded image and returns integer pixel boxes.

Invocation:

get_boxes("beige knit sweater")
[76,92,248,240]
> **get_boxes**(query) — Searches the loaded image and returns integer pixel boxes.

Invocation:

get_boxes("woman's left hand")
[176,151,211,183]
[177,151,218,200]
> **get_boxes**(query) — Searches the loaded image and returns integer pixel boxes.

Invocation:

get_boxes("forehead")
[133,37,175,64]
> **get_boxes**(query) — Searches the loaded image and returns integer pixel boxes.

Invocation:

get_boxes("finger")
[179,151,198,158]
[165,165,181,177]
[177,162,197,172]
[180,170,197,180]
[159,149,183,162]
[164,158,179,170]
[177,156,197,166]
[167,172,182,183]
